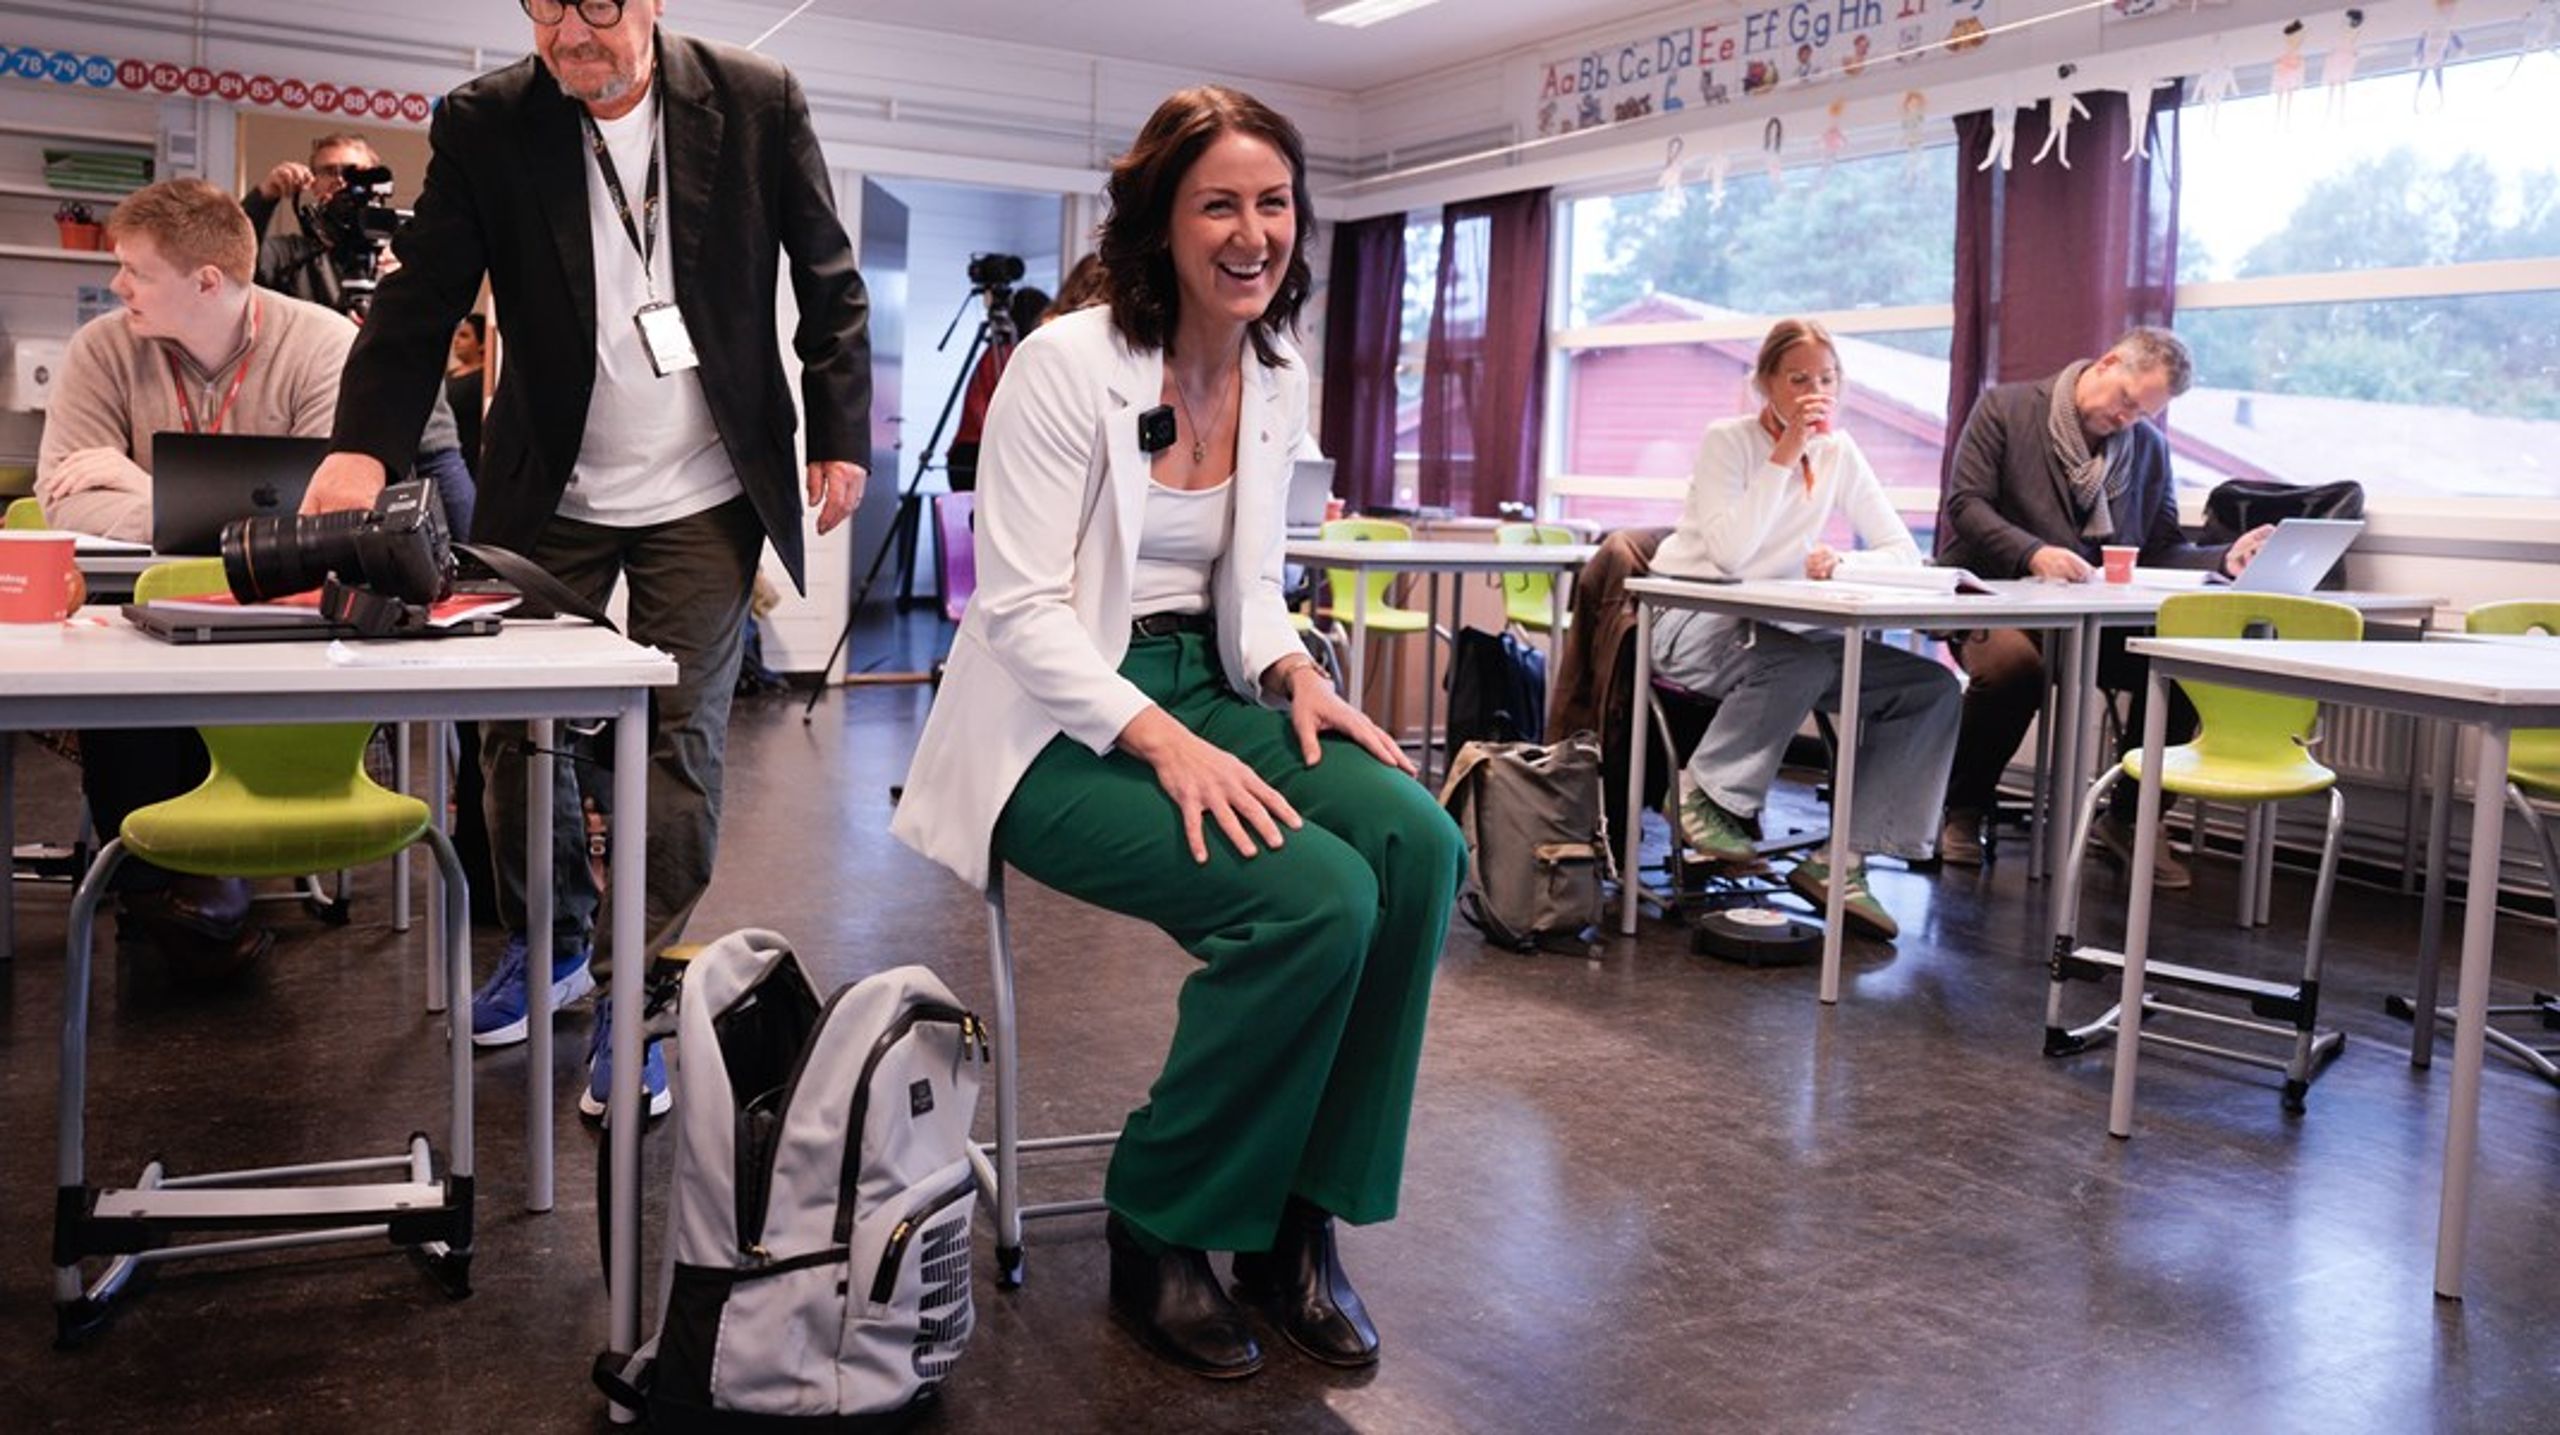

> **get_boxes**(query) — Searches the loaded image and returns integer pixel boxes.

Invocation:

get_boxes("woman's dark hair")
[1098,85,1313,368]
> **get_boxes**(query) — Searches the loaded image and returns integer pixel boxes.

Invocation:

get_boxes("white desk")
[2113,636,2560,1299]
[0,613,675,1353]
[1286,537,1596,770]
[1619,575,2104,1002]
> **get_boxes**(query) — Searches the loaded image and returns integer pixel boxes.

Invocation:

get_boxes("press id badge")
[634,300,699,376]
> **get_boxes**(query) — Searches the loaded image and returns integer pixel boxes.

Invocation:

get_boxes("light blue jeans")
[1650,611,1961,860]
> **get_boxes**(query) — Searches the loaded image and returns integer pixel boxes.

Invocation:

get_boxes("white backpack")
[595,929,986,1427]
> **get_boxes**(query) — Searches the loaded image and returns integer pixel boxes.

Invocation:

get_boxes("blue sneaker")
[580,996,671,1120]
[469,930,596,1048]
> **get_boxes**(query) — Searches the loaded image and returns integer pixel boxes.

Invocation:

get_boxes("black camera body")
[222,478,455,637]
[967,251,1025,289]
[301,164,411,317]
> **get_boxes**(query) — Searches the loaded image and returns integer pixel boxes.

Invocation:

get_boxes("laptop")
[150,432,327,556]
[2227,517,2363,594]
[1285,457,1336,531]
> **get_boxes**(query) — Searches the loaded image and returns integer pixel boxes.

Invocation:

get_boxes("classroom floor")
[4,646,2557,1432]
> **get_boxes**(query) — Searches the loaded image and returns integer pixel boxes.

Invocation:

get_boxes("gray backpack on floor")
[1437,732,1615,956]
[594,929,986,1429]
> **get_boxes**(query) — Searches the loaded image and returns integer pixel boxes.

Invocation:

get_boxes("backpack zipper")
[866,1169,980,1305]
[735,982,854,1257]
[831,1004,983,1246]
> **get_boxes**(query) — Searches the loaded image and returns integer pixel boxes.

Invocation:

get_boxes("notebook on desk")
[150,433,326,556]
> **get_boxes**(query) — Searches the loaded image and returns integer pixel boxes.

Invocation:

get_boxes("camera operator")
[30,178,361,982]
[307,0,871,1115]
[944,262,1050,493]
[246,133,475,543]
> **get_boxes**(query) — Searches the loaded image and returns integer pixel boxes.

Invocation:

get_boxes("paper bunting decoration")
[2193,43,2241,133]
[2416,0,2465,110]
[2122,76,2171,160]
[2029,66,2091,168]
[2513,0,2560,83]
[1977,89,2021,172]
[1900,90,1928,177]
[2323,10,2365,122]
[1762,117,1787,189]
[2272,20,2308,129]
[1658,136,1688,198]
[1820,100,1848,173]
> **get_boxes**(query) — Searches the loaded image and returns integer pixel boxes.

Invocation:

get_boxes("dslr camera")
[300,164,411,317]
[221,478,456,637]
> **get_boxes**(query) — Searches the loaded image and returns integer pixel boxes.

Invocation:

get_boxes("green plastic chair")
[2422,601,2560,1085]
[1494,522,1578,633]
[2046,591,2362,1114]
[6,495,46,529]
[1315,517,1430,635]
[54,560,475,1342]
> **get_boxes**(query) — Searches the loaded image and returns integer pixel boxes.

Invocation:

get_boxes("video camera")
[299,164,411,318]
[221,478,456,637]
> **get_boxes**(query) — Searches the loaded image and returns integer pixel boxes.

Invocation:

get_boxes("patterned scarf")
[2047,360,2121,542]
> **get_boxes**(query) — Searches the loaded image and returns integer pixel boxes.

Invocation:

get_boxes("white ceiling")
[793,0,1702,94]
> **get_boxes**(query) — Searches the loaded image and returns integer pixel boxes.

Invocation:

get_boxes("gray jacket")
[1934,376,2228,579]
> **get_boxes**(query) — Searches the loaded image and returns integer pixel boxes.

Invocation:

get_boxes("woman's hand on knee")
[1118,706,1303,864]
[1286,668,1415,775]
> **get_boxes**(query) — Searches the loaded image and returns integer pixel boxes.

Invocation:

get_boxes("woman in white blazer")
[891,87,1464,1381]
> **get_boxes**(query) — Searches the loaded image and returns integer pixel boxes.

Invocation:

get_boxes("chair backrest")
[2469,602,2560,785]
[1320,516,1411,616]
[2156,591,2361,767]
[133,559,385,833]
[1492,522,1577,623]
[935,492,977,626]
[5,496,46,529]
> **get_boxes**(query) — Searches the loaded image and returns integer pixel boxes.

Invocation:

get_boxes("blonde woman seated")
[1648,319,1960,940]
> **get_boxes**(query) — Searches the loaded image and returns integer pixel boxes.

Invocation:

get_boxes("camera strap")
[455,542,619,631]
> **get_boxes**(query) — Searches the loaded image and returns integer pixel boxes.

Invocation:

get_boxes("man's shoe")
[1676,787,1761,865]
[1787,857,1900,941]
[469,930,596,1048]
[1106,1213,1263,1379]
[2092,810,2192,891]
[1938,808,1986,868]
[580,996,672,1120]
[1231,1198,1381,1368]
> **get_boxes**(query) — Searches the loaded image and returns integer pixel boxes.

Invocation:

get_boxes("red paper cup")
[2101,545,2137,584]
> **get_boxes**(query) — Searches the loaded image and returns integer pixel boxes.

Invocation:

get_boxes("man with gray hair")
[1931,327,2274,882]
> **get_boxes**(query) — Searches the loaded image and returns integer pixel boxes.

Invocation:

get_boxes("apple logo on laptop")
[252,484,282,509]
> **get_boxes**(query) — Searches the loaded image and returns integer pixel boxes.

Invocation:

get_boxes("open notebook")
[1824,565,1998,597]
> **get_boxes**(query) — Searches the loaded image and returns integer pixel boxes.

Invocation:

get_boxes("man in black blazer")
[1933,328,2270,882]
[307,0,869,1108]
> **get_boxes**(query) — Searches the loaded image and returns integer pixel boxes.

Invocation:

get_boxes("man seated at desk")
[32,178,355,977]
[1932,326,2271,885]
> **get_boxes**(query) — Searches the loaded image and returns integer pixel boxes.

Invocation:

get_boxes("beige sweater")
[34,290,354,542]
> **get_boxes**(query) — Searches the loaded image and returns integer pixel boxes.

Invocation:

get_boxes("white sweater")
[1650,414,1920,584]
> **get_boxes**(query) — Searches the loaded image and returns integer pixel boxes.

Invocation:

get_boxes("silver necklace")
[1168,364,1231,467]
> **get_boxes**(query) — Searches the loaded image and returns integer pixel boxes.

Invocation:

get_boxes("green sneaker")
[1676,788,1760,864]
[1787,858,1900,941]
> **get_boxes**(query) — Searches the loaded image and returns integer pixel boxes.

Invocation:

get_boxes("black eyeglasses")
[522,0,627,27]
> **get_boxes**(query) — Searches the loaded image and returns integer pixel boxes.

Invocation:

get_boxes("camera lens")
[221,509,369,604]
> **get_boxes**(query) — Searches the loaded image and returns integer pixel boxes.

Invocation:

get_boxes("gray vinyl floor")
[3,641,2556,1432]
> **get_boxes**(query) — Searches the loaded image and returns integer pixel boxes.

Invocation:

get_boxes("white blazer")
[890,306,1310,892]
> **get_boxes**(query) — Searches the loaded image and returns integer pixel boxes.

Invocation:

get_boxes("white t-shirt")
[1128,477,1233,618]
[561,95,741,527]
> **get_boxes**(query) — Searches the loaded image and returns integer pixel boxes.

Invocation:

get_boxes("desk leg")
[3,732,14,963]
[2107,672,2173,1138]
[2437,723,2511,1300]
[426,725,451,1014]
[1620,600,1654,936]
[2410,720,2459,1068]
[528,721,557,1215]
[394,723,414,934]
[2402,615,2435,894]
[1421,574,1441,778]
[1819,629,1865,1006]
[608,693,649,1373]
[1349,569,1370,714]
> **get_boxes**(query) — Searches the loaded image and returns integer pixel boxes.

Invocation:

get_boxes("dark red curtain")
[1419,188,1550,517]
[1941,86,2180,493]
[1319,215,1407,511]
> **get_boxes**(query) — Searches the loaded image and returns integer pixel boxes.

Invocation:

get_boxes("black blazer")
[330,30,868,589]
[1934,376,2226,580]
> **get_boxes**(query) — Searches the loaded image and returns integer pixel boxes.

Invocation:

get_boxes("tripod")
[802,284,1016,720]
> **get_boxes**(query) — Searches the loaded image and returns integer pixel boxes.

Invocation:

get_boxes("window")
[1390,214,1441,474]
[2171,51,2560,502]
[1553,145,1959,540]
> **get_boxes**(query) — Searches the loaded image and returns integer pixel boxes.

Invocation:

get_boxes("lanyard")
[166,296,260,437]
[1758,409,1816,496]
[581,97,664,298]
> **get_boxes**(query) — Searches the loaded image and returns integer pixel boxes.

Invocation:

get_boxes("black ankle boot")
[1105,1213,1263,1379]
[1230,1198,1380,1368]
